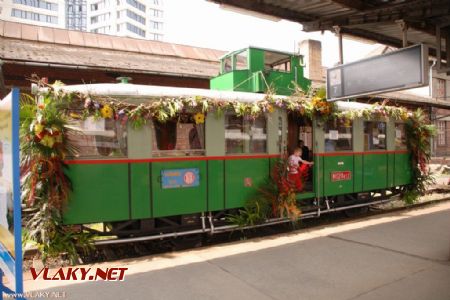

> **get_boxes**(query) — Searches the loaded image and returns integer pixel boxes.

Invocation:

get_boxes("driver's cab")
[210,47,311,95]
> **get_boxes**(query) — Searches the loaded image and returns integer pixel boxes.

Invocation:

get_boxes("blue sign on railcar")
[161,168,200,189]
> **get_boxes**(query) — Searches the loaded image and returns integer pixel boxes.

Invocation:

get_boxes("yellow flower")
[100,105,113,119]
[34,123,44,135]
[193,112,205,124]
[267,105,274,113]
[40,134,55,148]
[69,112,81,119]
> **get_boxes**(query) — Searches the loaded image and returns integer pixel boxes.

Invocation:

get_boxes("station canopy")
[211,0,450,60]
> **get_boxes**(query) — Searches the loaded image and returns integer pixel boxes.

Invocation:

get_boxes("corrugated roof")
[0,20,225,78]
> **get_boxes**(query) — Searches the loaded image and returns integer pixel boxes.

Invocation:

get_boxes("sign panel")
[0,89,23,295]
[161,168,200,189]
[331,171,352,182]
[327,44,428,101]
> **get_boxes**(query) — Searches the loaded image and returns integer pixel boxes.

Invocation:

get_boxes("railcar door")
[287,114,314,192]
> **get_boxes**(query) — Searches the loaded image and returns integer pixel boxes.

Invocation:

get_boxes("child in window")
[288,147,314,192]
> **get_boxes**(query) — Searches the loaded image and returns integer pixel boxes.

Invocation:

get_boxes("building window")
[13,0,58,11]
[150,8,163,17]
[11,8,58,24]
[126,0,145,12]
[225,114,267,154]
[126,22,145,37]
[149,20,163,30]
[153,0,162,5]
[152,114,205,157]
[395,123,407,150]
[126,9,145,25]
[438,121,446,146]
[324,119,352,152]
[364,121,386,150]
[91,12,110,24]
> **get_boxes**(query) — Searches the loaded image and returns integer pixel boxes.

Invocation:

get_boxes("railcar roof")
[53,83,371,110]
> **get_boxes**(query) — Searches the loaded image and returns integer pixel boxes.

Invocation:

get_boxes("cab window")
[222,56,232,73]
[264,51,292,72]
[235,50,248,71]
[395,123,407,150]
[364,121,386,150]
[225,113,267,154]
[324,119,352,152]
[152,113,205,157]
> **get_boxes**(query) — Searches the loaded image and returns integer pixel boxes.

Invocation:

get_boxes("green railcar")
[58,84,412,237]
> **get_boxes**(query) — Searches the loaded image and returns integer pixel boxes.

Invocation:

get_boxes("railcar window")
[225,114,267,154]
[152,113,205,157]
[395,123,407,149]
[67,117,128,158]
[324,119,352,152]
[223,56,232,73]
[234,50,248,71]
[364,121,386,150]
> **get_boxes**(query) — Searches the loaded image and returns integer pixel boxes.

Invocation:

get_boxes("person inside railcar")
[288,147,314,192]
[298,139,310,160]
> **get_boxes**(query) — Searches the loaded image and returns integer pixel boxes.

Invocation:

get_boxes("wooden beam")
[303,0,450,32]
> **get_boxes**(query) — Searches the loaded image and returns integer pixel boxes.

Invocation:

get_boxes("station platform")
[25,201,450,300]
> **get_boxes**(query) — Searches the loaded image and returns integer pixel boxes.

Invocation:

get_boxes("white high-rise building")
[0,0,66,28]
[0,0,164,41]
[87,0,164,41]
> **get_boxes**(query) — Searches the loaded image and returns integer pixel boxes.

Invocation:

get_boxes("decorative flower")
[34,123,44,136]
[193,112,205,124]
[69,112,81,119]
[38,103,45,109]
[84,98,93,109]
[100,105,113,119]
[39,134,55,148]
[267,105,274,113]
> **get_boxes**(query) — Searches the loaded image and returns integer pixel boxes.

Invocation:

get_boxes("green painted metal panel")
[394,153,413,186]
[354,154,363,192]
[363,154,388,191]
[64,164,130,224]
[208,160,225,211]
[225,158,270,209]
[387,153,395,187]
[151,161,207,217]
[313,156,324,198]
[323,155,354,196]
[130,163,151,219]
[210,72,235,91]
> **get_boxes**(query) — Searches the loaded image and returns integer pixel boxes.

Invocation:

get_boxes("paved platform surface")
[26,201,450,300]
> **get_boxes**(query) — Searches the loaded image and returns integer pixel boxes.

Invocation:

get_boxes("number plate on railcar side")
[331,171,352,182]
[161,168,200,189]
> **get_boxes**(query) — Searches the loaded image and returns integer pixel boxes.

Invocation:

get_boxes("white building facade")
[0,0,66,28]
[87,0,164,41]
[0,0,164,41]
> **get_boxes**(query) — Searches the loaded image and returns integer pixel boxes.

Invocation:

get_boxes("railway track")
[84,193,450,264]
[23,191,450,266]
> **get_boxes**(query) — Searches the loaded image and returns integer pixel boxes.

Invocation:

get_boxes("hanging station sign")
[327,44,429,101]
[0,88,24,297]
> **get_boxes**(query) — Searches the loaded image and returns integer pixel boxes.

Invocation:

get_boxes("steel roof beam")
[209,0,315,23]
